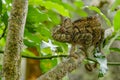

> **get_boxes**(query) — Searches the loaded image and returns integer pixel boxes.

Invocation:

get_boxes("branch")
[37,53,85,80]
[2,0,28,80]
[0,25,7,39]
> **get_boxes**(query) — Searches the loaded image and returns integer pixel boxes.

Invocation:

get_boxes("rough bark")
[3,0,28,80]
[37,53,85,80]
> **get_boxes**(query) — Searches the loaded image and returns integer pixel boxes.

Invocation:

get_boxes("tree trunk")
[3,0,28,80]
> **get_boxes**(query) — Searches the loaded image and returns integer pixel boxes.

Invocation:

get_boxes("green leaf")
[116,36,120,40]
[113,10,120,31]
[76,9,88,17]
[24,30,42,47]
[47,11,60,25]
[62,3,74,11]
[42,1,69,17]
[74,0,84,8]
[86,6,111,26]
[27,6,49,23]
[53,41,68,54]
[29,0,69,17]
[2,12,8,26]
[110,48,120,53]
[5,0,12,4]
[0,0,2,14]
[29,0,43,5]
[40,59,57,73]
[36,24,51,38]
[0,38,5,47]
[41,47,53,55]
[22,49,35,57]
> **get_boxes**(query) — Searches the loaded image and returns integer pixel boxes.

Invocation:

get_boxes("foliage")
[0,0,120,79]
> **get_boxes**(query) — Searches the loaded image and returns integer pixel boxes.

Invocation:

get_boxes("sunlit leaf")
[76,9,88,17]
[41,47,53,55]
[86,6,111,26]
[41,1,69,17]
[27,6,50,23]
[62,3,74,11]
[0,38,5,47]
[22,49,35,56]
[5,0,12,4]
[113,10,120,31]
[74,0,84,8]
[47,11,60,25]
[40,59,57,73]
[116,36,120,40]
[29,0,69,17]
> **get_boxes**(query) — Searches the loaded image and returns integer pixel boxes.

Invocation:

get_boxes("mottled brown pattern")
[52,16,104,51]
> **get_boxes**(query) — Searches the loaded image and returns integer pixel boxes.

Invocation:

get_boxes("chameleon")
[52,16,104,71]
[52,16,104,56]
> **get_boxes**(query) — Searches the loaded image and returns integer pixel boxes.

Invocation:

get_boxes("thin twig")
[22,55,68,60]
[0,50,120,65]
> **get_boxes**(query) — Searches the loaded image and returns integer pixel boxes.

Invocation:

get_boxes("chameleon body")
[52,16,104,52]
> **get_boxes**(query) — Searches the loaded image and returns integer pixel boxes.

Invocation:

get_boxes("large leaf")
[27,6,49,23]
[47,11,61,25]
[29,0,69,17]
[113,10,120,31]
[24,30,42,47]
